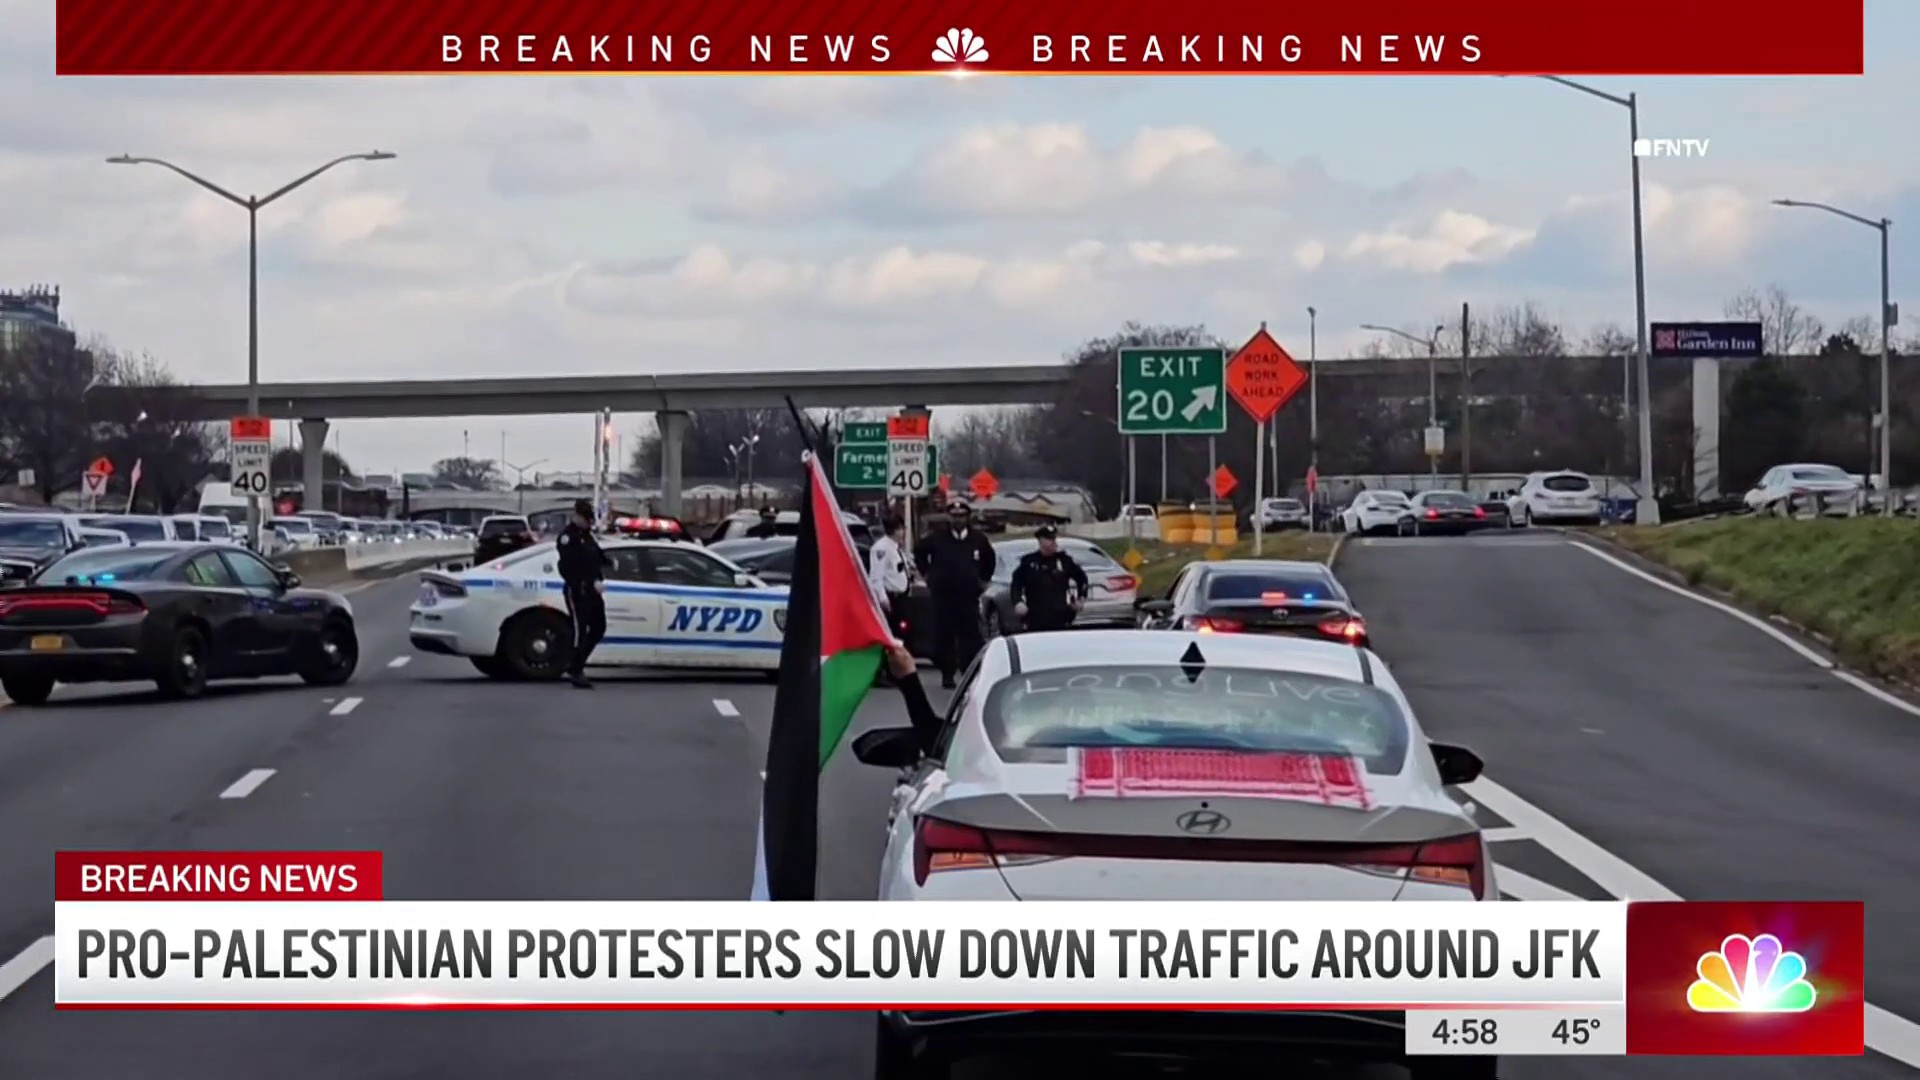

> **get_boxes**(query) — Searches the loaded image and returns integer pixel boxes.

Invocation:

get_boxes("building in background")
[0,286,75,349]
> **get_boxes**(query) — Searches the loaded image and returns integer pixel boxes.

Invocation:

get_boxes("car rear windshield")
[0,519,68,549]
[1204,572,1337,603]
[1369,492,1409,505]
[36,548,175,585]
[1791,466,1849,481]
[90,517,169,540]
[983,664,1408,772]
[1422,492,1477,508]
[1267,499,1304,510]
[199,519,232,537]
[1542,475,1591,492]
[273,518,313,534]
[480,519,530,537]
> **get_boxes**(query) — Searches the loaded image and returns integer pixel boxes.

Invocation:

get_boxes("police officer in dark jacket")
[744,506,780,539]
[1009,525,1089,633]
[914,501,995,688]
[555,499,612,689]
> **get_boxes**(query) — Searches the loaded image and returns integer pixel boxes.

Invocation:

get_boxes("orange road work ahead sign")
[1226,327,1309,424]
[969,469,999,500]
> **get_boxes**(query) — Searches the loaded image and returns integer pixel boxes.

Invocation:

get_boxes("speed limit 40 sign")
[229,416,272,499]
[887,439,930,496]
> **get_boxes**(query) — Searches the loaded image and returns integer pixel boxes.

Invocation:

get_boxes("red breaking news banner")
[55,0,1863,77]
[56,851,384,901]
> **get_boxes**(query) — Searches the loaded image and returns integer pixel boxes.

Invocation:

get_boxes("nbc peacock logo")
[1687,933,1818,1013]
[932,28,988,67]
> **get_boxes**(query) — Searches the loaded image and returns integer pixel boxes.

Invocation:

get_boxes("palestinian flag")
[750,451,897,901]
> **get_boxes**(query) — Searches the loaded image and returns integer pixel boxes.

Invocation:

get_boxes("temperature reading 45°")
[1553,1018,1602,1045]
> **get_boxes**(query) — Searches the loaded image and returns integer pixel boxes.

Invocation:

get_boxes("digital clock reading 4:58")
[1431,1017,1499,1046]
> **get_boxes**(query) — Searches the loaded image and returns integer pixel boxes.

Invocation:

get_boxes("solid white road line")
[1468,774,1920,1068]
[1568,542,1833,668]
[1480,826,1527,844]
[329,697,363,716]
[713,698,741,718]
[387,656,410,669]
[0,936,53,1003]
[219,768,276,800]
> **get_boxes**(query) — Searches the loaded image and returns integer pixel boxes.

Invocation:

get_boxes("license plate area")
[30,634,65,652]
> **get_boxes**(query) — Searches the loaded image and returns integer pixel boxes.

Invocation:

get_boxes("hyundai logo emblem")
[1176,809,1230,835]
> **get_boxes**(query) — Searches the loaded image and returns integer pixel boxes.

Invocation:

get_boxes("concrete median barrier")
[275,546,352,586]
[343,538,473,571]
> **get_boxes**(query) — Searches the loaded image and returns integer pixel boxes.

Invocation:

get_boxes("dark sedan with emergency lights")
[1396,491,1492,537]
[1132,560,1369,648]
[0,542,359,706]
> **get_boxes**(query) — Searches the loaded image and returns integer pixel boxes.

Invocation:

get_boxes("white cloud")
[1342,210,1536,273]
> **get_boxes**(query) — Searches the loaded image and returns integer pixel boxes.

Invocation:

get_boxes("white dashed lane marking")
[219,769,276,800]
[329,697,363,716]
[713,698,740,718]
[387,657,410,669]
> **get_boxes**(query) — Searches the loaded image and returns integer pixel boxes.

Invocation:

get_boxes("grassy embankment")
[1598,517,1920,685]
[1096,531,1339,598]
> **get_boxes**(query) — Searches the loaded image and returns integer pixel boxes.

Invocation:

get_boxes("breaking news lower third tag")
[48,851,1866,1053]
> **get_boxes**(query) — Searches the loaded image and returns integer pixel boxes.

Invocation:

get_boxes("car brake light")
[1425,508,1440,519]
[0,592,144,618]
[1473,506,1487,519]
[914,817,1488,897]
[1317,614,1368,643]
[1107,575,1138,592]
[1259,591,1289,604]
[1187,616,1243,633]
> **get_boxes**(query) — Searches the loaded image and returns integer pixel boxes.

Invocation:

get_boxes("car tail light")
[1473,506,1487,519]
[429,579,467,599]
[1186,615,1243,633]
[1107,574,1138,592]
[1317,614,1368,644]
[0,592,144,618]
[914,816,1488,897]
[1425,508,1440,519]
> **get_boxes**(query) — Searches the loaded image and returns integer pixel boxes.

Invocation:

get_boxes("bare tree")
[92,349,219,513]
[1724,285,1824,356]
[432,457,502,490]
[940,409,1040,478]
[0,330,102,500]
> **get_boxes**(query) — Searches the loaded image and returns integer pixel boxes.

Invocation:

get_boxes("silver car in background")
[852,630,1496,1079]
[979,536,1139,635]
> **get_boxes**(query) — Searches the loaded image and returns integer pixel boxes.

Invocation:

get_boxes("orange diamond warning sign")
[1226,327,1308,424]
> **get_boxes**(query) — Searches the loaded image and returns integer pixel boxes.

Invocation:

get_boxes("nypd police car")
[408,538,787,680]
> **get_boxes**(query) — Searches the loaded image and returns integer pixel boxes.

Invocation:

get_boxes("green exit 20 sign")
[1116,346,1227,435]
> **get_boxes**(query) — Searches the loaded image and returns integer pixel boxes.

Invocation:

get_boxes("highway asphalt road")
[0,538,1914,1078]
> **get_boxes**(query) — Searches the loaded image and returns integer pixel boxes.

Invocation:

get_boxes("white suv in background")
[1339,490,1411,535]
[1506,471,1602,527]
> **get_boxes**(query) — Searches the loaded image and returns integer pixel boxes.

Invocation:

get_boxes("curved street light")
[1773,198,1895,514]
[107,151,396,544]
[1362,323,1449,478]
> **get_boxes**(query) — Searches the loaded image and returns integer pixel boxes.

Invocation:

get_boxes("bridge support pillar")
[299,418,330,512]
[658,410,687,518]
[1691,357,1720,501]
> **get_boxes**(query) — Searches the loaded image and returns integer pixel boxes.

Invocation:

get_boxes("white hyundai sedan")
[408,538,787,680]
[852,630,1497,1080]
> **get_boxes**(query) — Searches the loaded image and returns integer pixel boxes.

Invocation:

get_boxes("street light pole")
[1531,77,1657,525]
[1307,306,1318,527]
[108,150,396,547]
[1773,199,1896,515]
[1361,323,1448,479]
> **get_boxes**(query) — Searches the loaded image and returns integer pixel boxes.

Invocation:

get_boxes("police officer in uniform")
[915,500,995,688]
[745,506,780,539]
[556,499,612,689]
[1009,525,1089,633]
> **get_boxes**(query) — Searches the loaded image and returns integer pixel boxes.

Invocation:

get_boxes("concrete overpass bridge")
[85,355,1734,513]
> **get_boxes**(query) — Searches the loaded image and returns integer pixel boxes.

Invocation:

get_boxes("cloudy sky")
[5,0,1916,477]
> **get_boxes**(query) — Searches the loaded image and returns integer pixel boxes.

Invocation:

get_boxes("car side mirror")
[1430,742,1484,786]
[852,726,924,769]
[1135,598,1173,614]
[733,572,755,587]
